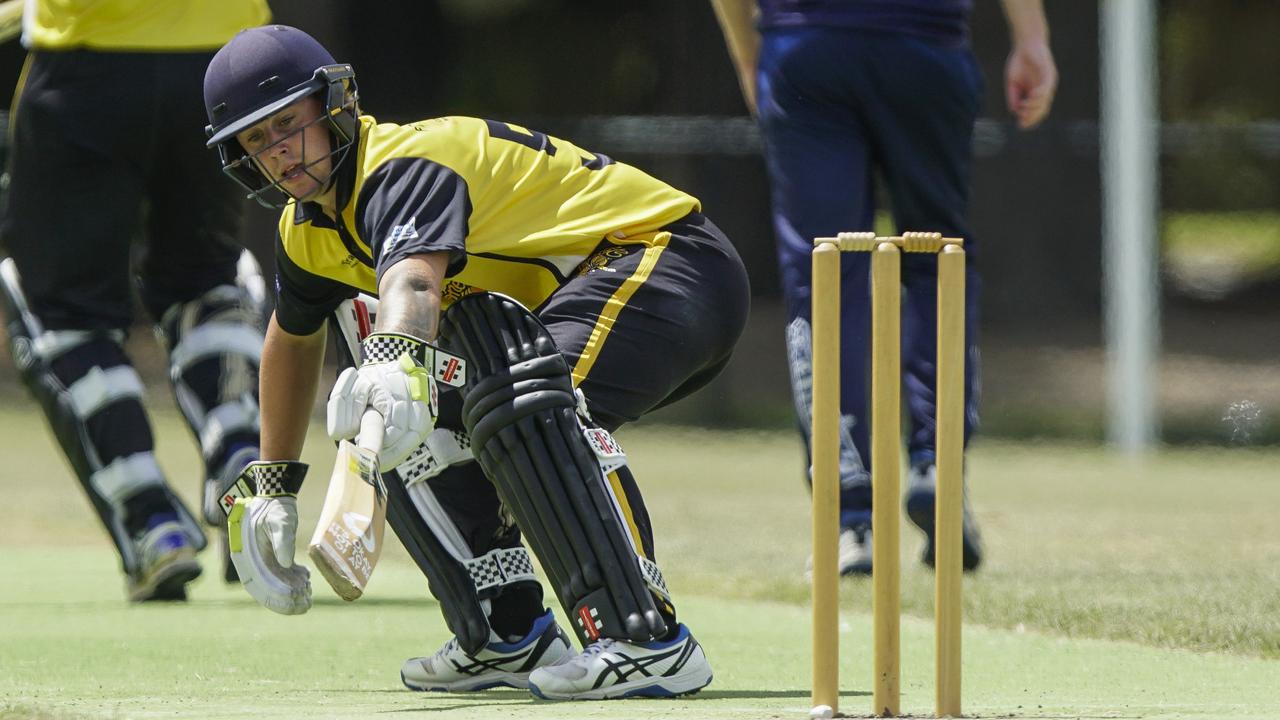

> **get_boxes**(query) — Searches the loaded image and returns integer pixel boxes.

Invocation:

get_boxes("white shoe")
[528,624,713,700]
[401,610,572,692]
[127,518,202,602]
[804,521,873,579]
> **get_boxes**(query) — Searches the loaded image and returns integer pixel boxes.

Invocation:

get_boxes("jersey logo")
[384,217,419,254]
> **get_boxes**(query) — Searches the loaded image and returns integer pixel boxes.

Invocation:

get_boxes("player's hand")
[1005,38,1057,130]
[224,461,312,615]
[327,332,438,471]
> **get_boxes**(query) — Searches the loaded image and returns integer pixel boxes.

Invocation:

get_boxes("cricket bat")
[308,409,387,601]
[0,0,22,45]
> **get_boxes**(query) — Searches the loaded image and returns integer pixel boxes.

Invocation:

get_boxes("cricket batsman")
[202,25,749,699]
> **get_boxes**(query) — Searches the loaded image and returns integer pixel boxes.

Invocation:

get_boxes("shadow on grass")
[310,595,438,608]
[697,689,870,699]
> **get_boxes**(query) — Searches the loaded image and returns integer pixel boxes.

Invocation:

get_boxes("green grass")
[1,401,1278,718]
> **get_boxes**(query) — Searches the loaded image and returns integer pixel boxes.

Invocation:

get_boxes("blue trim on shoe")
[638,623,689,649]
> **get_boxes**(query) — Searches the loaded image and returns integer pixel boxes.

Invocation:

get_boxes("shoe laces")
[578,638,618,661]
[434,637,460,660]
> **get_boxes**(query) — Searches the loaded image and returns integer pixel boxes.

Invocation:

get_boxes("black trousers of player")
[4,50,245,327]
[1,50,248,559]
[427,212,750,636]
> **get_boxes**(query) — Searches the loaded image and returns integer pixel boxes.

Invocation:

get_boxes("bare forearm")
[375,253,449,341]
[1000,0,1049,45]
[260,312,327,460]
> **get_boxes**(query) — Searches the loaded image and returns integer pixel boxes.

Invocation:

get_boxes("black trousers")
[2,49,246,330]
[423,212,749,625]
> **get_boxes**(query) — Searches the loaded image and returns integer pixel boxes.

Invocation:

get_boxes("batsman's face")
[236,96,333,202]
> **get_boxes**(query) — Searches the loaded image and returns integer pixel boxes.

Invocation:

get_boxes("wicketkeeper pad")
[439,292,668,645]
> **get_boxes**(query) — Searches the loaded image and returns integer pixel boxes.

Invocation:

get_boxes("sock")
[488,582,546,641]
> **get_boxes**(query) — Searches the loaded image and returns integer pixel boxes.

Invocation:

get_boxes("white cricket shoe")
[527,623,713,700]
[127,517,202,602]
[401,610,573,692]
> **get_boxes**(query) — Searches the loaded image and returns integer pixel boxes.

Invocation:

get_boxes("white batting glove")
[327,332,439,471]
[222,461,312,616]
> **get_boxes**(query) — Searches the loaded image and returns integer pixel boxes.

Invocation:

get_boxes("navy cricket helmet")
[203,25,359,207]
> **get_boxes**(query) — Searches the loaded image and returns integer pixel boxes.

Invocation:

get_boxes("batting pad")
[440,292,667,645]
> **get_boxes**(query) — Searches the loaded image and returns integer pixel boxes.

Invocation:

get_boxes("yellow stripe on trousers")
[570,233,669,556]
[569,234,669,385]
[606,469,646,559]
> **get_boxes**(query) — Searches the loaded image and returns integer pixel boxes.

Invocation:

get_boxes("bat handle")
[357,408,385,454]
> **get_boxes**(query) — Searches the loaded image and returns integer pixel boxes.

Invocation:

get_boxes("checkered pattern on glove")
[242,460,308,497]
[361,333,427,365]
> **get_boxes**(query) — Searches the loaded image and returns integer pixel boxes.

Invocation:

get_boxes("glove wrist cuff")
[361,332,427,365]
[246,460,308,496]
[361,332,468,388]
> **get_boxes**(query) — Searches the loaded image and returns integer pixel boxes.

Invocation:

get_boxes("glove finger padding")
[258,495,301,569]
[376,356,437,468]
[333,333,440,471]
[228,497,312,615]
[326,366,370,442]
[222,461,312,616]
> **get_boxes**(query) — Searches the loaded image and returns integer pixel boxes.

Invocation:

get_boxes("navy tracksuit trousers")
[756,26,983,527]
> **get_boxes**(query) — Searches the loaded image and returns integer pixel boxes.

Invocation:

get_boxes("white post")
[1100,0,1160,452]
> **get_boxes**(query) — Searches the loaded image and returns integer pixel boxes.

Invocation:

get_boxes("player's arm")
[260,312,327,459]
[325,158,467,465]
[999,0,1057,129]
[709,0,760,115]
[374,252,451,340]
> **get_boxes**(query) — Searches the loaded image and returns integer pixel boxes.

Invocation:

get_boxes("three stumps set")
[810,233,966,718]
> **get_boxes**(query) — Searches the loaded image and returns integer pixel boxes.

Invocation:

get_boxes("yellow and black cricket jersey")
[25,0,270,51]
[274,115,702,336]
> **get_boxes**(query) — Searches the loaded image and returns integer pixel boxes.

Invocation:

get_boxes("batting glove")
[327,332,438,471]
[221,461,312,615]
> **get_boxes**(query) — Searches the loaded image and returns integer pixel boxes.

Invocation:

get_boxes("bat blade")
[308,436,387,601]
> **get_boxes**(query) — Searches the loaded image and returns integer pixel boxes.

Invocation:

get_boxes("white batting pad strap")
[169,323,264,371]
[464,547,537,594]
[32,329,126,362]
[0,259,42,336]
[91,452,165,505]
[198,396,260,454]
[397,428,474,486]
[405,476,473,563]
[582,424,627,476]
[68,365,144,417]
[638,556,671,601]
[236,249,267,307]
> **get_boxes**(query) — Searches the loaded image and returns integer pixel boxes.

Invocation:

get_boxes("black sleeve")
[355,157,472,281]
[273,231,357,336]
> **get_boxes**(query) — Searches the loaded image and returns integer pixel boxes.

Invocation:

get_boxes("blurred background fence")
[0,0,1275,445]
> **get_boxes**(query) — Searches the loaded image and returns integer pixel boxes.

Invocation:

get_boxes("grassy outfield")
[0,401,1277,719]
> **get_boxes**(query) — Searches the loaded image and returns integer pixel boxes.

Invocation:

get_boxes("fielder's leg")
[757,28,878,574]
[864,36,985,571]
[0,259,205,600]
